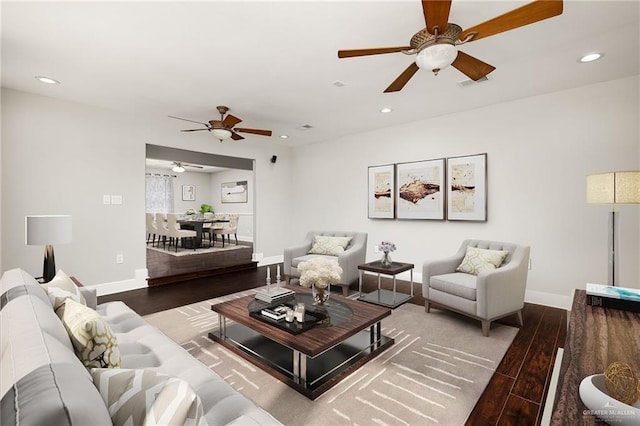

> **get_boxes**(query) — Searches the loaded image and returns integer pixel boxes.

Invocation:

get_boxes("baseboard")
[258,254,283,267]
[92,268,148,296]
[540,347,564,425]
[525,289,571,310]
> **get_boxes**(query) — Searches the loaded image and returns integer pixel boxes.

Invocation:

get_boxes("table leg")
[292,350,307,386]
[377,273,381,302]
[358,270,363,296]
[392,276,397,303]
[410,269,414,296]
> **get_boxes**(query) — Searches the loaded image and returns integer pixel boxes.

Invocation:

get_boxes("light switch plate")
[111,195,123,205]
[103,195,111,205]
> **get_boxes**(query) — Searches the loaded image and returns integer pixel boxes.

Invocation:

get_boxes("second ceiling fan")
[170,106,272,142]
[338,0,563,92]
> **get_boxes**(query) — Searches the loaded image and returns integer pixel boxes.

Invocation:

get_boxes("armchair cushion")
[455,246,508,275]
[430,273,478,301]
[308,235,353,256]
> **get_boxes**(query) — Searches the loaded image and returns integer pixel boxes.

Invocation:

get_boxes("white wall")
[2,76,638,304]
[289,76,640,304]
[1,87,293,287]
[210,169,254,241]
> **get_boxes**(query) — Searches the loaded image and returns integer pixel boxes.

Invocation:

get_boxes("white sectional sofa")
[0,268,280,425]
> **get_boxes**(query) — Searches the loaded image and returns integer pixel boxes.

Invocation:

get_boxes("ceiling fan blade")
[338,46,411,58]
[459,0,563,43]
[180,128,210,132]
[451,50,495,81]
[384,62,420,93]
[422,0,452,35]
[230,132,244,141]
[168,115,209,126]
[222,114,242,128]
[234,128,272,137]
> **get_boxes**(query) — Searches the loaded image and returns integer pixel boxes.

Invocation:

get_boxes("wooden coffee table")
[208,286,394,399]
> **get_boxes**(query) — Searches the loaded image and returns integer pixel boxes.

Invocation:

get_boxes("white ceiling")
[2,1,639,147]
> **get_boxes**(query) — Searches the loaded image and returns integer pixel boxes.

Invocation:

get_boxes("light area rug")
[146,243,250,257]
[144,290,518,425]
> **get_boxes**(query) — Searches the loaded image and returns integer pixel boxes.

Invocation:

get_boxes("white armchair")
[422,239,530,336]
[284,231,368,296]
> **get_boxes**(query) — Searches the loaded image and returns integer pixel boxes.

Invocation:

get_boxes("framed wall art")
[221,180,248,203]
[182,185,196,201]
[446,153,487,221]
[368,164,395,219]
[396,158,446,220]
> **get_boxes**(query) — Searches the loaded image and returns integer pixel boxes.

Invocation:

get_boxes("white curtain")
[146,174,174,213]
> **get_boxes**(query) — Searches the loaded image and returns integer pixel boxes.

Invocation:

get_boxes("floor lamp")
[586,171,640,286]
[25,215,72,283]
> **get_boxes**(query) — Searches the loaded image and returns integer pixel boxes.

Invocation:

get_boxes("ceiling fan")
[338,0,563,92]
[169,106,273,142]
[170,162,202,173]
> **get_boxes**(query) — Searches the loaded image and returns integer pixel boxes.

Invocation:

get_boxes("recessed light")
[579,53,603,63]
[35,76,60,84]
[380,108,393,113]
[280,135,289,139]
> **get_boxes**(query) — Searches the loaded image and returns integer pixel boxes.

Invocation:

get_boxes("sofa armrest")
[283,242,312,275]
[78,287,98,310]
[337,236,367,285]
[422,255,464,299]
[475,253,529,319]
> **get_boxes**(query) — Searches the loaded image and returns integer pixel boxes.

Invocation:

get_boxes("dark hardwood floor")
[145,241,256,286]
[99,255,566,425]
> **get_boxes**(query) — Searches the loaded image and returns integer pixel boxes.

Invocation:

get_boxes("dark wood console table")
[551,289,640,425]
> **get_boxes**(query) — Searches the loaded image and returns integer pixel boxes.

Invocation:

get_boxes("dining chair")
[165,213,197,252]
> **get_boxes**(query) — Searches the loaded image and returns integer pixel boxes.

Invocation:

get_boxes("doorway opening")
[145,144,257,285]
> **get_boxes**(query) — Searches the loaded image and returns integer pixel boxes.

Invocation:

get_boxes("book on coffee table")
[260,305,288,321]
[255,285,294,303]
[586,283,640,313]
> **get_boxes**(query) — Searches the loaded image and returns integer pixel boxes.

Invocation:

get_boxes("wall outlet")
[116,254,124,264]
[103,195,111,205]
[111,195,123,205]
[373,245,380,253]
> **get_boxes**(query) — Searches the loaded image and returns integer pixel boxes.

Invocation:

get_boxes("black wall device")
[270,155,277,163]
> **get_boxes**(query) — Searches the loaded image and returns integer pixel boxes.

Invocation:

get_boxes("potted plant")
[200,204,213,214]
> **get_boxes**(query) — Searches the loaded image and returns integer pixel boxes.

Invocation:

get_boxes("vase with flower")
[378,241,396,267]
[298,257,343,306]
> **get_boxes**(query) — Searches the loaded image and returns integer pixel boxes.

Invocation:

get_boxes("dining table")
[177,217,229,249]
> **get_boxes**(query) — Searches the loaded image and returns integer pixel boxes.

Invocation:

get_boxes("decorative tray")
[249,299,329,335]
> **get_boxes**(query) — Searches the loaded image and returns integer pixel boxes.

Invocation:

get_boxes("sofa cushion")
[308,235,352,256]
[1,364,112,426]
[91,368,206,426]
[456,246,508,275]
[43,270,86,315]
[430,273,478,301]
[59,298,122,368]
[291,254,338,268]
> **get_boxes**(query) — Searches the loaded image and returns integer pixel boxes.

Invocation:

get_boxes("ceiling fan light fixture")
[211,128,232,141]
[416,43,458,75]
[172,163,185,173]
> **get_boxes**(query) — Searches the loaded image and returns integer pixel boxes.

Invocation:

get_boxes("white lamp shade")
[587,171,640,204]
[211,128,232,140]
[615,171,640,203]
[25,215,72,245]
[416,44,458,72]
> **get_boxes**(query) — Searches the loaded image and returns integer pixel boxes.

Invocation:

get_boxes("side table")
[358,261,414,308]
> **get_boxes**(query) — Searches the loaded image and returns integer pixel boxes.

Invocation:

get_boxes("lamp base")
[43,244,56,283]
